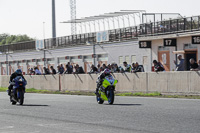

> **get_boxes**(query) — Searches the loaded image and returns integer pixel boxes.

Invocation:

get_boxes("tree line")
[0,33,34,45]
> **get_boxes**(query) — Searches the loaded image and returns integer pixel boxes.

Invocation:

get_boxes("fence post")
[59,74,61,91]
[146,72,149,93]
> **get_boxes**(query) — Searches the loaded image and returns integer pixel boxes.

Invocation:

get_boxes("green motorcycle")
[96,75,118,104]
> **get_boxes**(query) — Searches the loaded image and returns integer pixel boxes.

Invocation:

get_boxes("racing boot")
[95,88,100,97]
[7,89,11,96]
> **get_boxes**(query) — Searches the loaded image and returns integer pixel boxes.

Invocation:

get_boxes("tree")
[0,33,34,45]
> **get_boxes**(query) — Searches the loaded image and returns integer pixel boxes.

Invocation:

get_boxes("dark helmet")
[15,69,22,75]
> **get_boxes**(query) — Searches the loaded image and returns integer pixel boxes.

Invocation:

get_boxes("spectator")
[107,64,112,70]
[57,65,64,74]
[111,64,120,73]
[102,64,107,70]
[174,55,185,71]
[50,66,57,74]
[34,67,41,75]
[132,62,143,73]
[153,60,165,72]
[131,63,136,72]
[43,67,50,75]
[73,64,85,74]
[64,64,73,74]
[60,64,65,73]
[123,61,131,72]
[190,58,199,71]
[67,62,73,70]
[88,64,98,74]
[197,60,200,70]
[99,67,104,72]
[97,64,101,73]
[28,68,35,75]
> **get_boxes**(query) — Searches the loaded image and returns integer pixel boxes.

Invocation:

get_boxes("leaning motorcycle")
[10,76,27,105]
[96,75,118,104]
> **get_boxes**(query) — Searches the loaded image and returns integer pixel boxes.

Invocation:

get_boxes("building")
[0,14,200,75]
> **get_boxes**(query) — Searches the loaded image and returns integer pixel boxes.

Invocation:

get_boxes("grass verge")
[1,87,200,99]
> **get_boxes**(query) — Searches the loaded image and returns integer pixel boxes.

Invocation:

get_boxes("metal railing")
[0,16,199,53]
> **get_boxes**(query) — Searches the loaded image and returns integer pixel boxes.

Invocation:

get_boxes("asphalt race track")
[0,92,200,133]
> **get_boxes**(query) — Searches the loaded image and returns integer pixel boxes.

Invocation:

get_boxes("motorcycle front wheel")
[18,91,24,105]
[10,94,16,105]
[96,95,104,104]
[108,90,114,104]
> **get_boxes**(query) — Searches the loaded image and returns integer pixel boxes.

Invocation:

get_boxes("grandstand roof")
[61,10,146,23]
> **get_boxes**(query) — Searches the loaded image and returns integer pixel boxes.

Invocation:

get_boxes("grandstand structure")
[0,11,200,75]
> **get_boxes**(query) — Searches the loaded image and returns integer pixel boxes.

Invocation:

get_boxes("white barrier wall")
[0,72,200,94]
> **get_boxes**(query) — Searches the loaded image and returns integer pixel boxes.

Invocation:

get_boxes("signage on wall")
[96,31,109,43]
[164,38,177,47]
[139,41,151,48]
[35,40,45,50]
[192,36,200,44]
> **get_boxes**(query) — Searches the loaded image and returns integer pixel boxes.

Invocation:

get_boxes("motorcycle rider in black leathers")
[95,69,111,96]
[8,69,26,96]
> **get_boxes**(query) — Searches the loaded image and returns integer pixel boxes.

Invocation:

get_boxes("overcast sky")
[0,0,200,39]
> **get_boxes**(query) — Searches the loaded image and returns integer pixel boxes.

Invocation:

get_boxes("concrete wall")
[0,72,200,94]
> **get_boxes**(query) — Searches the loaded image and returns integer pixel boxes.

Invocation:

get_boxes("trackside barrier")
[0,72,199,94]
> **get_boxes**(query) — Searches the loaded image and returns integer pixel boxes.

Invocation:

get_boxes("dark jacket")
[10,73,26,83]
[190,63,199,69]
[65,66,73,74]
[52,69,57,74]
[89,67,98,73]
[154,62,165,72]
[134,65,143,73]
[75,67,85,74]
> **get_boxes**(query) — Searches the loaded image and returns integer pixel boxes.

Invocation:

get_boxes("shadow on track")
[105,104,142,106]
[18,104,49,107]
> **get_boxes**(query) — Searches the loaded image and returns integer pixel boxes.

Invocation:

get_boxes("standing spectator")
[113,64,120,73]
[34,67,41,75]
[73,64,85,74]
[107,64,112,70]
[174,55,185,71]
[197,60,200,71]
[50,66,57,74]
[153,60,165,72]
[110,64,115,73]
[132,62,143,73]
[43,67,50,75]
[190,58,199,71]
[131,63,136,72]
[102,64,107,70]
[64,64,73,74]
[99,67,104,72]
[57,65,64,74]
[97,64,101,73]
[60,64,65,73]
[111,64,120,73]
[88,64,98,74]
[123,61,131,72]
[28,68,35,75]
[67,62,73,70]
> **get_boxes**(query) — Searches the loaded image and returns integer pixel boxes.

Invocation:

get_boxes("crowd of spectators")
[27,57,200,75]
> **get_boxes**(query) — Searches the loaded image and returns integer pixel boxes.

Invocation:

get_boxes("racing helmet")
[103,68,111,75]
[15,69,22,75]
